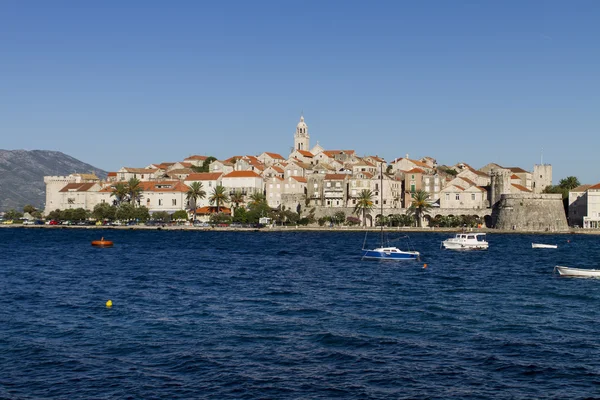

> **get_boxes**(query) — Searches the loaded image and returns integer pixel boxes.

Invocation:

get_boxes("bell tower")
[294,115,310,151]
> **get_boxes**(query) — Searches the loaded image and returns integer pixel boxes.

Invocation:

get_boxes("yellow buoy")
[106,299,113,307]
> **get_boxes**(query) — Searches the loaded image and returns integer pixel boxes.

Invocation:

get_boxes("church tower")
[294,115,310,151]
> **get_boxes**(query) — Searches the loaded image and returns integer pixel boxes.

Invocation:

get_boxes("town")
[2,116,597,230]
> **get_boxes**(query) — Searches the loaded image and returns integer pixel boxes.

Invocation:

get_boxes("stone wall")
[492,193,568,232]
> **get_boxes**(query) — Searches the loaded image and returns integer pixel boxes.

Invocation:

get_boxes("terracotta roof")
[508,167,529,173]
[406,168,425,174]
[179,162,193,168]
[572,184,592,192]
[123,167,158,174]
[223,156,243,163]
[107,172,117,177]
[195,206,231,215]
[475,186,487,192]
[272,166,284,173]
[296,150,314,157]
[510,174,520,179]
[588,183,600,190]
[264,152,284,159]
[511,183,532,192]
[223,170,262,178]
[59,183,97,192]
[324,174,348,180]
[290,176,307,183]
[156,163,175,169]
[184,173,222,181]
[73,173,99,180]
[165,168,193,175]
[184,155,208,161]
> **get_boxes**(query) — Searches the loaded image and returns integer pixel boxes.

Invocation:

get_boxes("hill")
[0,150,107,212]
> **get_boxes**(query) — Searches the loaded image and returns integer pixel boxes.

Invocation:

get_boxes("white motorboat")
[441,232,488,250]
[532,243,557,249]
[554,266,600,278]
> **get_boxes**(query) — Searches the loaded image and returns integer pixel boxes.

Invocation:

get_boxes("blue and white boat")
[361,242,420,261]
[361,163,420,261]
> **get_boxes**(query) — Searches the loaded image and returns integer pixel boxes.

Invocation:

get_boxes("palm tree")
[408,190,433,228]
[353,189,375,226]
[127,178,143,207]
[186,182,206,221]
[209,185,230,213]
[248,192,266,208]
[559,176,580,190]
[230,190,245,209]
[111,182,129,206]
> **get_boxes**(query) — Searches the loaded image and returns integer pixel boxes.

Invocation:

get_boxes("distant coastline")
[0,224,595,235]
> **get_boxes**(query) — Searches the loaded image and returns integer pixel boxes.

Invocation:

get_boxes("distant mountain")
[0,150,107,212]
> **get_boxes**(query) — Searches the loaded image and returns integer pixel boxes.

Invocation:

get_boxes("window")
[172,199,177,206]
[158,199,163,206]
[471,194,476,201]
[455,194,460,200]
[445,193,450,201]
[425,178,430,185]
[335,182,341,187]
[352,189,357,196]
[353,199,356,204]
[410,184,416,192]
[327,182,331,187]
[314,183,318,188]
[411,174,415,179]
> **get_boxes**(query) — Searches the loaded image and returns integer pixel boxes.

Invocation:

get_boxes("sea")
[1,228,599,399]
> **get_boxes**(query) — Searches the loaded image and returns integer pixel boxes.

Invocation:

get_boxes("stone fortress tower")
[532,164,552,194]
[43,174,99,215]
[490,163,566,231]
[294,115,310,151]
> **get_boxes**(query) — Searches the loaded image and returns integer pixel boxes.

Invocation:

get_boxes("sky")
[1,1,599,183]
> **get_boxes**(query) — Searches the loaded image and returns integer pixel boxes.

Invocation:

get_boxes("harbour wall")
[492,193,568,232]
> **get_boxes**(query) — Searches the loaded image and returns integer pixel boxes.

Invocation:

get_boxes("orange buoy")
[92,237,113,247]
[423,264,428,269]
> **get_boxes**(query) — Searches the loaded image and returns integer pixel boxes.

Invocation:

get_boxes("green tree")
[71,208,89,221]
[186,181,206,221]
[127,178,143,207]
[232,207,248,223]
[191,156,217,173]
[408,190,433,227]
[93,203,116,221]
[230,190,245,209]
[4,209,23,220]
[172,210,189,221]
[152,211,170,223]
[332,211,346,225]
[116,203,136,221]
[209,212,232,225]
[47,209,62,221]
[559,176,580,190]
[111,182,128,206]
[248,192,266,208]
[353,189,374,226]
[209,185,229,213]
[23,204,37,214]
[134,206,150,222]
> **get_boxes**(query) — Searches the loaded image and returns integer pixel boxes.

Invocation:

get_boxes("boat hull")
[441,241,488,250]
[362,249,420,261]
[555,266,600,277]
[532,243,557,249]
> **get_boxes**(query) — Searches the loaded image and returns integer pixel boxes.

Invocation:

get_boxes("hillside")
[0,150,107,212]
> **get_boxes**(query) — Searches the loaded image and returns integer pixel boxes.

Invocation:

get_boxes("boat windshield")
[477,235,486,242]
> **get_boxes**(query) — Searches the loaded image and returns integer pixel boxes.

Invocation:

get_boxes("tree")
[23,205,37,214]
[332,211,346,225]
[115,203,136,221]
[93,203,116,221]
[408,190,433,228]
[353,189,374,226]
[127,178,143,207]
[209,185,229,213]
[559,176,580,190]
[191,156,217,173]
[186,182,206,221]
[111,183,128,206]
[248,192,266,208]
[152,211,170,223]
[172,210,189,221]
[4,209,23,220]
[230,190,245,209]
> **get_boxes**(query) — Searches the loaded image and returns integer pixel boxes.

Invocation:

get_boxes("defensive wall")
[492,193,568,232]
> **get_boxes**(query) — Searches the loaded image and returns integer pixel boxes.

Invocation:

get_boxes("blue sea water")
[1,228,600,399]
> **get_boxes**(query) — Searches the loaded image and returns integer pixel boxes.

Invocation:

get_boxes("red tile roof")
[511,183,532,192]
[290,176,307,183]
[264,152,284,159]
[195,206,231,215]
[185,173,222,181]
[406,168,425,174]
[223,170,262,178]
[587,183,600,190]
[107,172,117,177]
[296,150,314,157]
[324,174,348,180]
[59,183,97,192]
[185,155,208,161]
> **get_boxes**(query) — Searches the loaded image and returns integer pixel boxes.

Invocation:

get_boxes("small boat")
[362,244,420,261]
[361,163,420,261]
[554,266,600,278]
[532,243,557,249]
[441,232,488,250]
[92,237,113,247]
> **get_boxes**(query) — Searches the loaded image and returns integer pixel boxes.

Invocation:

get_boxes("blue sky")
[1,1,598,183]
